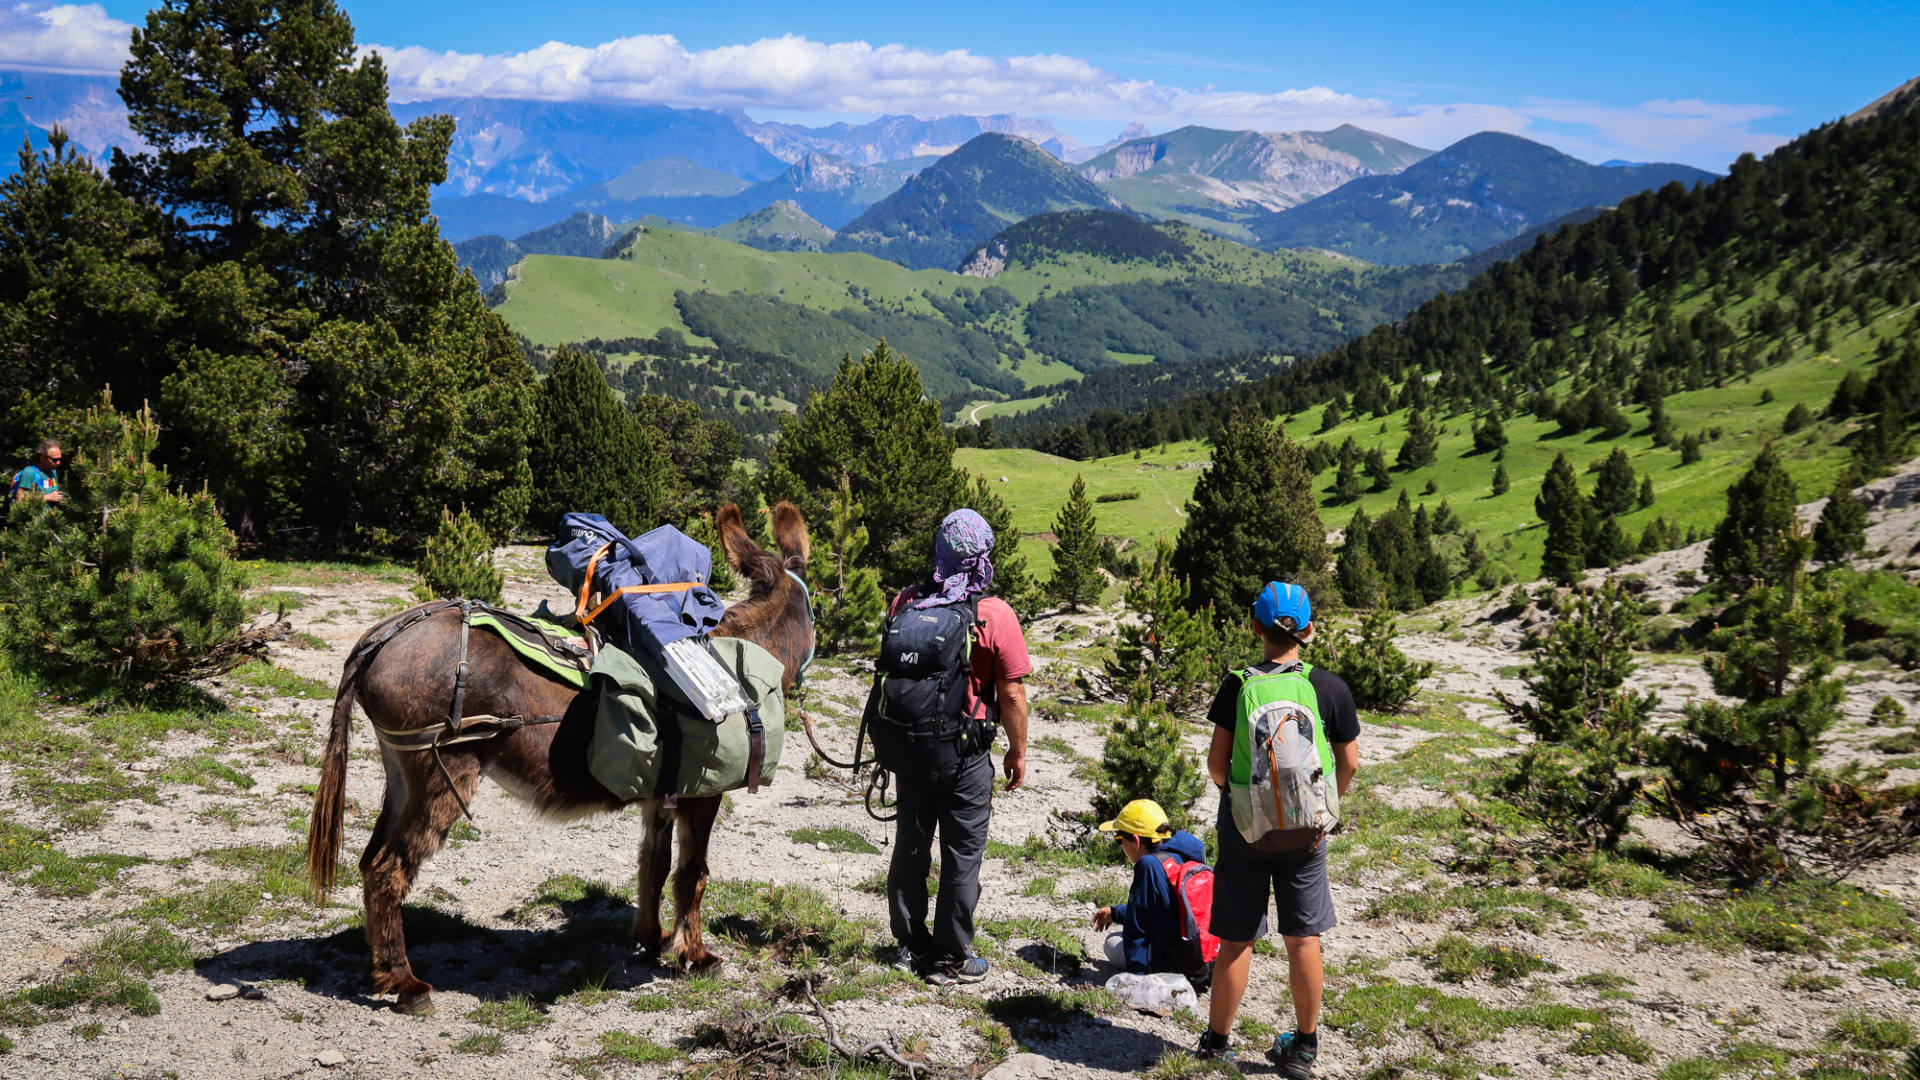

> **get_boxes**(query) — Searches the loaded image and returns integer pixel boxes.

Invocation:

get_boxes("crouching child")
[1091,799,1217,991]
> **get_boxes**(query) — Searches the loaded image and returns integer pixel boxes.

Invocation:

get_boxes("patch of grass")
[705,880,876,963]
[0,925,187,1028]
[1783,971,1844,992]
[1020,875,1058,898]
[509,874,631,922]
[71,1020,103,1040]
[1568,1022,1654,1063]
[155,754,256,792]
[1859,959,1917,984]
[628,991,672,1012]
[1870,730,1920,754]
[788,826,879,854]
[1831,1011,1915,1051]
[1421,933,1556,985]
[454,1032,506,1055]
[1325,982,1602,1051]
[982,987,1117,1030]
[1657,880,1914,955]
[0,816,145,897]
[594,1029,682,1064]
[469,994,549,1033]
[1369,884,1581,932]
[1568,972,1635,990]
[1067,879,1129,908]
[1145,1048,1240,1078]
[985,833,1118,870]
[227,661,333,700]
[1034,735,1087,762]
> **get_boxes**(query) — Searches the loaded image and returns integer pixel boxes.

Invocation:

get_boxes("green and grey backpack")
[1229,661,1340,843]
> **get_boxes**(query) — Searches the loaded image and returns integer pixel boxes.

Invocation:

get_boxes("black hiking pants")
[888,751,993,965]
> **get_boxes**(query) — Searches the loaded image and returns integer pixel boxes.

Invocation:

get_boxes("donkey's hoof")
[393,982,437,1016]
[682,950,725,974]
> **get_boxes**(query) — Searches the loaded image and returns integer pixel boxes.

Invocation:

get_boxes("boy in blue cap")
[1193,582,1360,1076]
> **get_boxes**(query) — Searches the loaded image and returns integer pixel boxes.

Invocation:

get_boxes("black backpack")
[865,594,996,779]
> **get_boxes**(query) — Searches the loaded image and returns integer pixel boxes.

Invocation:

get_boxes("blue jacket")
[1111,829,1207,974]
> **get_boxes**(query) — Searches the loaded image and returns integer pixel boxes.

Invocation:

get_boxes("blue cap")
[1252,581,1312,635]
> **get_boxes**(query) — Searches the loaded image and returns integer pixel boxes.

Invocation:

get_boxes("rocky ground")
[0,505,1916,1080]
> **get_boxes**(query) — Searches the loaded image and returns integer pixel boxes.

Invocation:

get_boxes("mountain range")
[1246,131,1717,264]
[1076,124,1433,241]
[828,134,1131,270]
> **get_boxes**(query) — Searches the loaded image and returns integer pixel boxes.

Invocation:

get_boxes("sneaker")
[1267,1031,1318,1079]
[891,945,919,974]
[925,955,989,985]
[1193,1029,1235,1062]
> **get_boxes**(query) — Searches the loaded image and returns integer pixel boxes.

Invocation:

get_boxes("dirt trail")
[1,519,1916,1079]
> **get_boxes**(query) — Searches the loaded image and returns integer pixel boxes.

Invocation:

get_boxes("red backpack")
[1154,853,1221,970]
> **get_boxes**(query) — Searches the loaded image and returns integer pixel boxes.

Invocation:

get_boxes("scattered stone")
[206,984,241,1001]
[815,841,830,852]
[315,1049,346,1068]
[533,1040,556,1054]
[242,987,266,1000]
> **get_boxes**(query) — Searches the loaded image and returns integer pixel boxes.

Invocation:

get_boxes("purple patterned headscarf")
[914,509,996,608]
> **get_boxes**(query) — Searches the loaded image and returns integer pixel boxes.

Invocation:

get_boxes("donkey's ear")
[714,504,760,572]
[770,501,810,568]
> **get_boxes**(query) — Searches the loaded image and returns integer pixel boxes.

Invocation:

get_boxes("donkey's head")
[713,502,814,692]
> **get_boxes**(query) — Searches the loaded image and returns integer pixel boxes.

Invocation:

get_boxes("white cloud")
[0,2,132,75]
[0,3,1782,168]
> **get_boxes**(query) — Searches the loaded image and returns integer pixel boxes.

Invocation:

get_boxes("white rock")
[206,984,241,1001]
[816,841,830,852]
[532,1040,556,1054]
[315,1049,346,1067]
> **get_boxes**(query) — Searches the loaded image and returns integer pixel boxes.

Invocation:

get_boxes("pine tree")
[1705,443,1801,592]
[1811,468,1867,564]
[1495,582,1654,850]
[763,343,961,591]
[1587,514,1632,568]
[529,348,665,536]
[1536,453,1591,585]
[807,474,887,656]
[1318,398,1344,433]
[1093,702,1208,830]
[1312,610,1432,711]
[1781,402,1813,434]
[1330,456,1360,504]
[1172,411,1330,615]
[1472,413,1507,455]
[1047,475,1103,612]
[1335,508,1383,609]
[1106,541,1244,711]
[1396,409,1439,470]
[1492,461,1511,496]
[1658,564,1848,877]
[1363,446,1393,492]
[1592,447,1638,517]
[1647,397,1675,447]
[1637,476,1657,510]
[0,396,268,691]
[414,506,505,605]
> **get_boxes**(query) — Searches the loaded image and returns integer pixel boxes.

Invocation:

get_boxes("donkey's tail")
[307,638,374,901]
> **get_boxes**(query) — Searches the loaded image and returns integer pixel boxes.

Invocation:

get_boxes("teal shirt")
[8,464,58,505]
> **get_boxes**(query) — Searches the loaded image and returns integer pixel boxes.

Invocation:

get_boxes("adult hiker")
[1092,798,1215,989]
[1193,582,1360,1076]
[867,508,1031,985]
[7,439,65,509]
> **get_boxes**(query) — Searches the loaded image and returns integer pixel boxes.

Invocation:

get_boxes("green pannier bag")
[586,636,785,800]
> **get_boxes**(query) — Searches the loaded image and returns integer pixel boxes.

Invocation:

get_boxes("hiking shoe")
[890,945,920,974]
[1267,1031,1318,1079]
[1193,1029,1235,1062]
[925,955,989,985]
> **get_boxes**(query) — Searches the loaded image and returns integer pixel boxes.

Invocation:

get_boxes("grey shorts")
[1209,837,1337,942]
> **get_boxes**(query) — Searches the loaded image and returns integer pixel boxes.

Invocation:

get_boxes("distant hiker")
[867,508,1031,985]
[1193,582,1360,1075]
[7,439,65,508]
[1092,798,1217,989]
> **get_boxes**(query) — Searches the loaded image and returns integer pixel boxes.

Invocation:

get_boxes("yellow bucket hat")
[1097,799,1173,840]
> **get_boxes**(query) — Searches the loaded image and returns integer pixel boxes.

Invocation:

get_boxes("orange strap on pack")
[581,581,704,628]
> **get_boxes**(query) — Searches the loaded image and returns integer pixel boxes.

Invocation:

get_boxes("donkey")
[306,503,813,1015]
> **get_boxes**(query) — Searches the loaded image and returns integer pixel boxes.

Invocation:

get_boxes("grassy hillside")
[972,297,1894,587]
[496,214,1459,403]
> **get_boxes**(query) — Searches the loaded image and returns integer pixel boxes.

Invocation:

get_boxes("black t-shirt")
[1209,661,1360,854]
[1207,662,1361,744]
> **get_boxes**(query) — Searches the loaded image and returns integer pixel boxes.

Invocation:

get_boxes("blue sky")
[9,1,1919,168]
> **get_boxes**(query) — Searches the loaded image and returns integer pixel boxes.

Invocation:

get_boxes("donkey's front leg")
[631,799,674,958]
[667,795,725,971]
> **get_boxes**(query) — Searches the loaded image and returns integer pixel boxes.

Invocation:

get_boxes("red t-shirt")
[887,588,1033,718]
